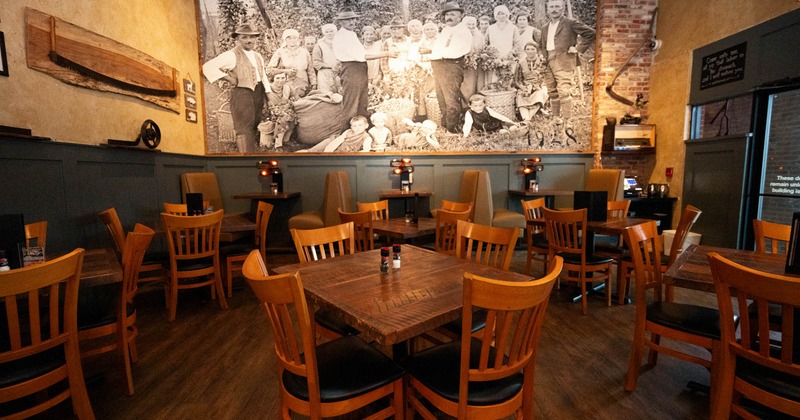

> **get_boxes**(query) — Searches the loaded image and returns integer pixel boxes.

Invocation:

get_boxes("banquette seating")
[288,171,355,230]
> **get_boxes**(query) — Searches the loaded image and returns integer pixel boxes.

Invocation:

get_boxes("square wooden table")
[371,217,437,244]
[79,248,123,288]
[272,245,531,356]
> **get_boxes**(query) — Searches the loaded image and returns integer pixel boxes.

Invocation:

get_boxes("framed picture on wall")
[0,32,9,77]
[197,1,597,155]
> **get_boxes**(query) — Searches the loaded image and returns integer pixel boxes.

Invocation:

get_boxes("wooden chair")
[623,221,723,392]
[290,222,359,339]
[357,199,389,221]
[78,224,155,396]
[405,256,563,419]
[242,250,404,419]
[543,208,613,315]
[753,219,791,254]
[454,220,520,271]
[617,205,702,305]
[521,198,548,275]
[434,208,471,255]
[98,208,167,284]
[222,201,273,297]
[161,210,228,322]
[162,201,209,216]
[441,199,473,214]
[338,209,374,252]
[24,220,47,249]
[0,249,95,419]
[708,252,800,419]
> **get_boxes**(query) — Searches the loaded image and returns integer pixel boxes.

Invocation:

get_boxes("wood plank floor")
[47,250,714,419]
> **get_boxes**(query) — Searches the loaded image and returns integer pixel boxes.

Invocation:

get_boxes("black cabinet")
[626,197,677,233]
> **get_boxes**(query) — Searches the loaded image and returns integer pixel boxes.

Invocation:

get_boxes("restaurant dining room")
[2,0,800,419]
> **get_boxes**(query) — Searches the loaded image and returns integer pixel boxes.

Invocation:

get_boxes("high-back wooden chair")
[290,222,359,339]
[543,208,613,315]
[161,210,227,322]
[24,220,47,249]
[454,220,519,271]
[753,219,791,254]
[98,208,166,284]
[356,200,389,221]
[617,204,702,305]
[521,198,548,275]
[434,208,471,255]
[441,199,473,214]
[163,202,208,216]
[405,256,563,419]
[222,201,273,298]
[242,250,404,419]
[78,224,155,396]
[623,221,723,392]
[0,249,95,419]
[708,252,800,419]
[338,209,374,252]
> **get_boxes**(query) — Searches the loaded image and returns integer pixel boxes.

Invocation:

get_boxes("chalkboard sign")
[700,42,747,90]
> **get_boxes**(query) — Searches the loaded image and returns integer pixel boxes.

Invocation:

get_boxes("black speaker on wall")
[786,212,800,274]
[574,191,608,222]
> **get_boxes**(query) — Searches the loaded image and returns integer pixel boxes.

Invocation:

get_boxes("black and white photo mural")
[198,0,596,153]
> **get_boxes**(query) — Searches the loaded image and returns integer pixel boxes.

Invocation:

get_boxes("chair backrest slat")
[623,221,664,303]
[669,205,702,264]
[357,200,389,221]
[291,222,355,263]
[338,209,374,252]
[454,220,519,271]
[753,219,791,254]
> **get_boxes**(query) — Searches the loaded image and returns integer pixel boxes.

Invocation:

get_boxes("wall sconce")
[390,158,414,191]
[257,160,283,193]
[520,157,543,190]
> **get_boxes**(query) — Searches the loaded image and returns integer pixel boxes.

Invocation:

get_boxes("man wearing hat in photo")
[332,8,398,130]
[203,23,267,153]
[421,2,473,133]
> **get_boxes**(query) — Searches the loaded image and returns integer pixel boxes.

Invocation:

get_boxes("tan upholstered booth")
[288,171,355,230]
[584,169,625,201]
[433,170,525,231]
[180,172,225,211]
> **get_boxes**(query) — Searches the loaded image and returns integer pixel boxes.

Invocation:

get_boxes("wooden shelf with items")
[602,124,656,155]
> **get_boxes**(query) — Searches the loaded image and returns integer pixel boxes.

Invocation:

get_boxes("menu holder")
[574,191,608,222]
[186,192,204,216]
[22,246,45,266]
[785,212,800,274]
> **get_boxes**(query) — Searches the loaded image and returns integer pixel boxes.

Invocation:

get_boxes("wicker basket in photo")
[424,94,441,126]
[374,98,415,135]
[480,89,517,121]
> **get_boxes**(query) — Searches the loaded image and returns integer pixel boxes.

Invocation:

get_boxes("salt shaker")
[392,244,401,269]
[380,247,390,274]
[0,249,9,271]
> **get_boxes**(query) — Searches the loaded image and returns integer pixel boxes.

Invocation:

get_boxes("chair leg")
[647,334,661,365]
[580,274,588,316]
[168,280,178,322]
[226,263,234,298]
[392,379,404,418]
[214,270,229,310]
[119,327,134,396]
[625,322,647,391]
[65,341,96,419]
[617,261,632,305]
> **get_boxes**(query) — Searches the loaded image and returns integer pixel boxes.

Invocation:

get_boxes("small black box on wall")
[574,191,608,222]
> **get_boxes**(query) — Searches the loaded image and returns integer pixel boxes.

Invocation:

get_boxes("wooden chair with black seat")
[290,222,360,340]
[623,220,725,394]
[0,249,95,419]
[78,224,154,396]
[220,201,273,298]
[337,209,374,252]
[357,199,389,221]
[161,210,228,322]
[543,208,614,315]
[404,256,563,419]
[24,220,47,249]
[521,198,549,275]
[99,208,167,285]
[708,252,800,420]
[617,205,702,305]
[242,250,405,419]
[593,200,631,296]
[433,207,472,255]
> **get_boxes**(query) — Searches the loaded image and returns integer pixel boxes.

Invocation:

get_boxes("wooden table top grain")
[79,248,123,288]
[272,245,531,346]
[663,244,791,293]
[371,217,437,240]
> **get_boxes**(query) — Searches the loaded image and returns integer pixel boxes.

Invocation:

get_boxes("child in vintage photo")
[366,112,393,151]
[297,115,371,152]
[462,93,525,138]
[395,118,440,150]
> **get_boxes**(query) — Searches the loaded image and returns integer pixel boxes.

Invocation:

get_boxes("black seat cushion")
[736,356,800,403]
[314,309,360,336]
[282,335,404,403]
[439,309,488,336]
[531,233,549,249]
[220,243,254,258]
[646,302,723,340]
[0,347,65,388]
[77,282,135,330]
[403,337,523,406]
[555,252,614,266]
[142,250,169,266]
[171,257,214,271]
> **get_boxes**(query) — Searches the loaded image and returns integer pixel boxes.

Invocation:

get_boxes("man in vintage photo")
[424,2,472,134]
[202,23,266,153]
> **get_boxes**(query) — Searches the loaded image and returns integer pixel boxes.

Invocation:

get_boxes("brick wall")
[593,0,658,179]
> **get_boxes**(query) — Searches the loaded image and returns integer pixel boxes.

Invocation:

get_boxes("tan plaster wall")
[649,0,800,210]
[0,1,205,155]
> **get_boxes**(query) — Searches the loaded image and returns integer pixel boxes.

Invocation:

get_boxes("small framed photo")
[0,32,9,77]
[184,94,197,110]
[183,78,195,94]
[186,109,198,123]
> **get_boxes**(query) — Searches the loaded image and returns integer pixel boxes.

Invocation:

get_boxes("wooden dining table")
[371,217,437,244]
[663,244,796,293]
[272,245,532,358]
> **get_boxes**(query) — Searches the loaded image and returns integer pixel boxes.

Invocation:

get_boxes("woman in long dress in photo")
[312,24,341,93]
[485,5,520,85]
[515,43,549,121]
[267,29,316,97]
